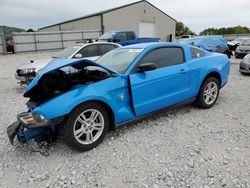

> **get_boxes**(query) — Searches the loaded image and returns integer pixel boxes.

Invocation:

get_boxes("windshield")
[99,32,115,40]
[96,48,143,74]
[55,45,82,58]
[242,39,250,46]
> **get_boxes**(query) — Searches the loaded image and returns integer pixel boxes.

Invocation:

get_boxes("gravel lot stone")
[0,52,249,188]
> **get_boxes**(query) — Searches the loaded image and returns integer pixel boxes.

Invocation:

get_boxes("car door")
[129,47,191,116]
[115,32,128,46]
[76,44,100,61]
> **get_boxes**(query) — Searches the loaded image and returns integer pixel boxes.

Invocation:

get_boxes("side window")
[140,47,184,69]
[77,45,98,57]
[99,44,117,56]
[190,48,205,58]
[127,32,135,40]
[116,32,126,41]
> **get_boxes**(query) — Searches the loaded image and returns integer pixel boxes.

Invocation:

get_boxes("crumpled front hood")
[24,58,120,95]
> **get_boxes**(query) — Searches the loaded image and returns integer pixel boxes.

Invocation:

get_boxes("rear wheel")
[196,77,220,109]
[64,102,109,151]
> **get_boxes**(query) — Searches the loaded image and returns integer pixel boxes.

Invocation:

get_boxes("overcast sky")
[0,0,250,33]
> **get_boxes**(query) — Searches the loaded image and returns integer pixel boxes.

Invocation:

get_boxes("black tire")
[64,102,109,151]
[196,77,220,109]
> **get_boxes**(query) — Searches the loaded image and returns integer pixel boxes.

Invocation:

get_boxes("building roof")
[39,0,176,30]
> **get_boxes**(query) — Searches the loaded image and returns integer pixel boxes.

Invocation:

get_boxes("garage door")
[139,22,155,38]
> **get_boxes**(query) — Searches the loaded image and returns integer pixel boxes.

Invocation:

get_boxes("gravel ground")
[0,52,249,188]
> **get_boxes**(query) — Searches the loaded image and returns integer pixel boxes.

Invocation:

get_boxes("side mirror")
[113,38,120,43]
[74,53,83,59]
[136,63,156,72]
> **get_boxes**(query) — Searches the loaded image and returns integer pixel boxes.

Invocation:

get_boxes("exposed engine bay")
[24,65,112,105]
[7,59,118,147]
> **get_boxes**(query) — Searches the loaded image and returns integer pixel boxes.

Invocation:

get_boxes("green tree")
[200,26,250,35]
[176,22,195,37]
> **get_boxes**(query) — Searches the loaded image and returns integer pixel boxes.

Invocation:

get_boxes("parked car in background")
[15,42,120,84]
[98,30,160,46]
[6,41,14,53]
[181,36,232,58]
[180,35,196,39]
[7,42,230,151]
[239,54,250,74]
[176,35,196,42]
[235,39,250,59]
[227,37,249,51]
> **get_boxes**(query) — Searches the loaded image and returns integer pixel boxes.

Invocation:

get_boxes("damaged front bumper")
[7,112,52,145]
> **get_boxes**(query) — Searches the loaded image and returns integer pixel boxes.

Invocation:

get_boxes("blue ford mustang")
[7,42,230,151]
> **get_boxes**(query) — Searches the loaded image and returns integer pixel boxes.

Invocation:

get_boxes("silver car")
[15,42,120,84]
[227,37,249,51]
[235,39,250,59]
[239,54,250,74]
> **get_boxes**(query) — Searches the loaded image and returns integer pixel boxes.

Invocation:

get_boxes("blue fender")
[32,76,135,124]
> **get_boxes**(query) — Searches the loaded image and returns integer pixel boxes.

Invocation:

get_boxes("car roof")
[121,42,184,50]
[106,30,134,34]
[76,41,120,47]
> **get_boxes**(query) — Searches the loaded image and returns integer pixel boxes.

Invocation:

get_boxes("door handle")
[179,69,188,74]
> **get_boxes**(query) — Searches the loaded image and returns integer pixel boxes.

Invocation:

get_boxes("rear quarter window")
[190,48,205,58]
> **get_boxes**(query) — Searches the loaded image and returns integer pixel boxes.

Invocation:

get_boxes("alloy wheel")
[203,81,218,105]
[73,109,104,145]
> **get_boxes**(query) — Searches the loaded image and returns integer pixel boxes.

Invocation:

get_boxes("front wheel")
[64,102,109,151]
[196,77,220,109]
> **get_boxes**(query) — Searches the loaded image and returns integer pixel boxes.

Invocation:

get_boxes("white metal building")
[39,0,176,42]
